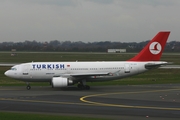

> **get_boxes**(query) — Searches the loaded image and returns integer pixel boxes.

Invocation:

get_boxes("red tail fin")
[128,31,170,61]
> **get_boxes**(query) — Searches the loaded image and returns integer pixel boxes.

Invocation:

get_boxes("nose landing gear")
[26,82,31,90]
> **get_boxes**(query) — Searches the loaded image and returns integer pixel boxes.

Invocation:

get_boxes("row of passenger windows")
[71,67,124,70]
[30,67,124,71]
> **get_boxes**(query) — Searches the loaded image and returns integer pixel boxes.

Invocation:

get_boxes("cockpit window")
[11,68,17,70]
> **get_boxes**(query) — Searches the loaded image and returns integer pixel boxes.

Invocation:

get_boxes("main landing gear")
[77,80,90,90]
[26,82,31,90]
[77,84,90,90]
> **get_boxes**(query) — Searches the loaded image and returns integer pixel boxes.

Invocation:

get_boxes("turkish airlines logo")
[149,42,162,55]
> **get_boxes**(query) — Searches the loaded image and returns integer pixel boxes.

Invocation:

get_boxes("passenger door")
[22,64,31,79]
[124,64,130,73]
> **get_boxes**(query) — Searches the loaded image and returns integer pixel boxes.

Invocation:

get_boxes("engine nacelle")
[52,77,73,88]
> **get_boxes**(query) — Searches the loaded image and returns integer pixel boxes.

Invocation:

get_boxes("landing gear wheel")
[77,84,84,89]
[85,85,90,90]
[27,85,31,90]
[77,84,90,90]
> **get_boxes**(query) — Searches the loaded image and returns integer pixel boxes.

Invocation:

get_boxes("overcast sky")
[0,0,179,42]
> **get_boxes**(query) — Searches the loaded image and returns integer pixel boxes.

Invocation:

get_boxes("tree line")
[0,40,179,52]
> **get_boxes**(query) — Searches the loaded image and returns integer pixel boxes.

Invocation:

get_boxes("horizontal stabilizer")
[145,62,169,69]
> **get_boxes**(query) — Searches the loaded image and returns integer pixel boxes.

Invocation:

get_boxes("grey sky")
[0,0,179,42]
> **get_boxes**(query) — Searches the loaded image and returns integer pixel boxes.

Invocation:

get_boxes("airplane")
[4,31,170,90]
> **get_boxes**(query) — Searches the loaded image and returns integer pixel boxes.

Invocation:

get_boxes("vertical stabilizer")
[128,31,170,61]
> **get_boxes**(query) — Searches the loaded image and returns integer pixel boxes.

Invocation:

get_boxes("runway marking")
[80,88,180,111]
[0,97,92,106]
[1,88,180,111]
[0,89,22,91]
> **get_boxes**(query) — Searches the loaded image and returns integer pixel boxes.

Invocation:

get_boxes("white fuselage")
[4,61,167,82]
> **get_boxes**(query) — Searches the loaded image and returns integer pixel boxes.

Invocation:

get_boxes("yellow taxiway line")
[0,88,180,111]
[80,88,180,111]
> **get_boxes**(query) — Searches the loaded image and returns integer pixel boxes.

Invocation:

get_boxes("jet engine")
[52,77,73,88]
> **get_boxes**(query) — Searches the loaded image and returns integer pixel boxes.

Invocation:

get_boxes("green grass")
[0,52,180,86]
[0,52,180,63]
[0,52,132,62]
[0,112,107,120]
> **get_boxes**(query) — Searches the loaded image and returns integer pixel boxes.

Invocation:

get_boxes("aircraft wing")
[62,72,110,77]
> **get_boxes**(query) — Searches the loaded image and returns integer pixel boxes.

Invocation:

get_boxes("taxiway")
[0,84,180,120]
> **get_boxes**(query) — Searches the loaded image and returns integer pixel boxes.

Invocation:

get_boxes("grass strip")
[0,112,107,120]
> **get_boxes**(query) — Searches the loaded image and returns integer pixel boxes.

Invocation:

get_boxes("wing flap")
[70,72,110,77]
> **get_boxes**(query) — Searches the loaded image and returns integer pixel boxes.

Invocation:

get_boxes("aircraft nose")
[4,70,10,77]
